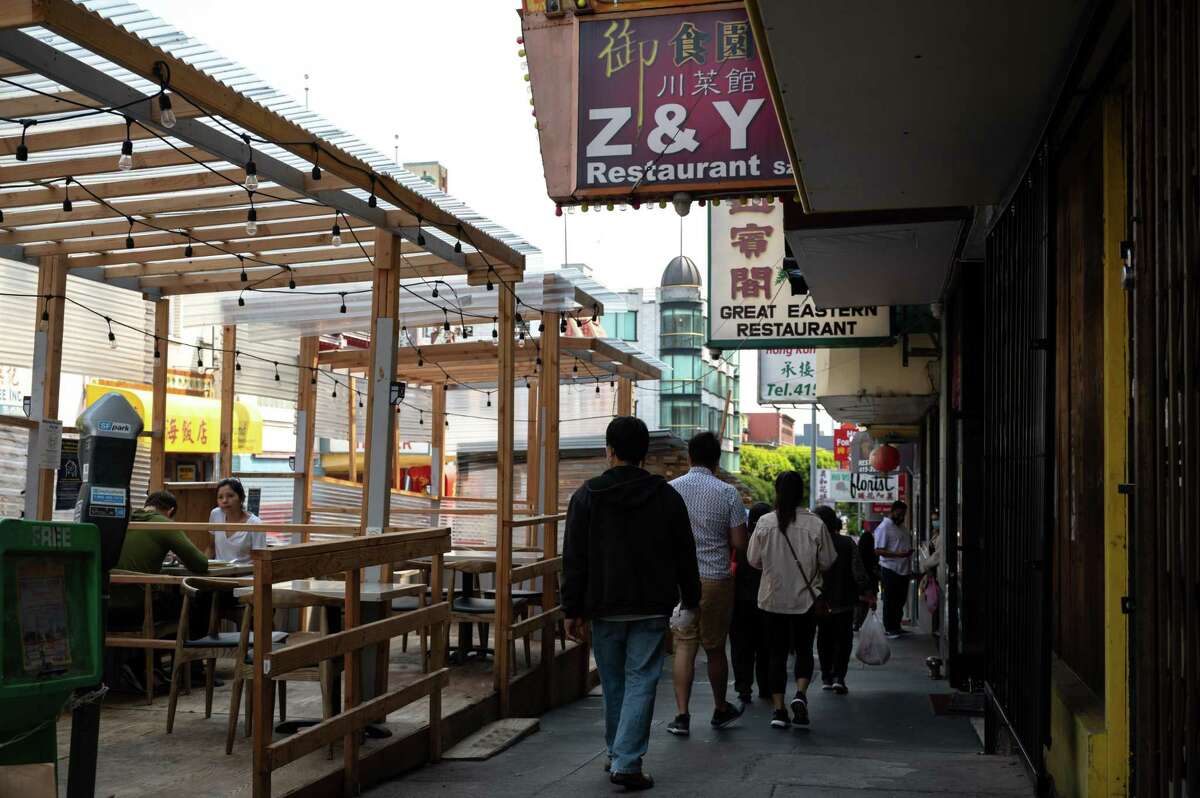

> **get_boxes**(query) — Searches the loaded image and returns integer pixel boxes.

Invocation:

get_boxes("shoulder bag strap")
[779,524,821,604]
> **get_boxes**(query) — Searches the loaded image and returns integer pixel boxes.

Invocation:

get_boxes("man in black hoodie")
[564,416,701,792]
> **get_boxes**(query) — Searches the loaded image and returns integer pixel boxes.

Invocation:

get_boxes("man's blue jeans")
[590,617,668,775]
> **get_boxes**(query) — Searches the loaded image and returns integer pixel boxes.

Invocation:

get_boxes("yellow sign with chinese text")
[83,384,262,454]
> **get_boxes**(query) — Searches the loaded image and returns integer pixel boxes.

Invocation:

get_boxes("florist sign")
[815,469,900,504]
[575,7,792,197]
[708,198,892,349]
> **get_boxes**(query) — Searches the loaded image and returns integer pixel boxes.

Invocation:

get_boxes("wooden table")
[407,550,542,663]
[161,561,255,578]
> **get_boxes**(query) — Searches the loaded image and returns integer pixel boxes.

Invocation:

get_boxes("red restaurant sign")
[575,7,792,198]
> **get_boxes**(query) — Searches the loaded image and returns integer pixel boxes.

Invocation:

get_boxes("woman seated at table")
[208,477,263,564]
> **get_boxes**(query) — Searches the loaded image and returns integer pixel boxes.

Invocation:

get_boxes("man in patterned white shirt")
[666,432,748,735]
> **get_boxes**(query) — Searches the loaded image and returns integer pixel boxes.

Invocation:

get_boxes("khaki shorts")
[674,578,735,651]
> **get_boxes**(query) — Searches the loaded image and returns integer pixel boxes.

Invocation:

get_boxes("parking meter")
[73,392,143,572]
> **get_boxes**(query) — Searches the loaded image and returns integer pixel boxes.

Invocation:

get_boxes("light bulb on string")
[419,411,424,426]
[245,206,258,236]
[105,317,116,349]
[237,293,245,307]
[273,362,281,382]
[234,351,242,372]
[60,177,73,213]
[332,381,337,399]
[443,311,451,332]
[454,225,463,253]
[491,320,499,346]
[367,176,377,208]
[331,222,342,246]
[486,394,492,408]
[118,117,134,171]
[153,338,160,359]
[196,346,204,369]
[310,370,317,386]
[288,269,296,290]
[124,217,135,249]
[432,284,439,299]
[15,122,30,161]
[244,159,258,191]
[339,293,347,314]
[239,256,247,282]
[416,218,426,248]
[183,236,193,259]
[310,145,321,180]
[595,380,601,394]
[517,331,526,348]
[560,314,567,334]
[157,92,177,128]
[40,296,49,322]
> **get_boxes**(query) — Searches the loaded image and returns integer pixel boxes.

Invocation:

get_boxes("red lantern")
[869,443,900,474]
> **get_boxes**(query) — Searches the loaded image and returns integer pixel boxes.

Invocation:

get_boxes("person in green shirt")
[111,491,208,613]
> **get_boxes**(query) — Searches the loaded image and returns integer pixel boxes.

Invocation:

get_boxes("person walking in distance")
[812,505,869,694]
[666,431,748,736]
[563,417,701,791]
[730,502,773,706]
[854,521,880,631]
[874,500,914,639]
[748,472,836,728]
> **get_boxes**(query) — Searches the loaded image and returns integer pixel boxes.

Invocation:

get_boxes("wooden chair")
[105,571,180,705]
[165,578,288,740]
[226,586,342,755]
[450,595,531,667]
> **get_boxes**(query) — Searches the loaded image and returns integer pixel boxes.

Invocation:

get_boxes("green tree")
[740,443,835,505]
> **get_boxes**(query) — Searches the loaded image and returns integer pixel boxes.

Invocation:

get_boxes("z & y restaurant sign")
[707,198,892,349]
[574,6,792,198]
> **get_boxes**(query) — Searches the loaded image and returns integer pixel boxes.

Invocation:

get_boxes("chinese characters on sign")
[757,348,816,404]
[708,198,892,348]
[833,423,856,469]
[577,8,791,195]
[815,469,900,504]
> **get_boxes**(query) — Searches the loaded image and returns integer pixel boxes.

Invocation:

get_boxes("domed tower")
[658,256,706,442]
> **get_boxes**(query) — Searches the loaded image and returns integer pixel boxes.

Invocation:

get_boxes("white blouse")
[208,507,264,563]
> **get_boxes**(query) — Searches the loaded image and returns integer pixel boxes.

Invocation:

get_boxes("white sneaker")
[885,632,901,639]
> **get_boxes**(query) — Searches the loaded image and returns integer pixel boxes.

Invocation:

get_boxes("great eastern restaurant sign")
[707,198,892,349]
[575,7,792,198]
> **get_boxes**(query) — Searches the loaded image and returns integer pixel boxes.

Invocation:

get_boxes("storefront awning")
[84,384,263,454]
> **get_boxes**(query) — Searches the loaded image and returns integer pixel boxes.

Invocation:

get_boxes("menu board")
[17,560,72,676]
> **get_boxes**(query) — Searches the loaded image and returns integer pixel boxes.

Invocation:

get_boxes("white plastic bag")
[855,609,891,666]
[669,603,696,633]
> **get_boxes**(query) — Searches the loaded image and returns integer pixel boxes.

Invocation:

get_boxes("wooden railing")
[500,512,566,707]
[249,527,450,797]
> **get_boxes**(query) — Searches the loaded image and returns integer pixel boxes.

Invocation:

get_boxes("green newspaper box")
[0,519,102,767]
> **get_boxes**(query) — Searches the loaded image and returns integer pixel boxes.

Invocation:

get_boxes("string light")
[416,217,426,247]
[245,203,258,236]
[239,256,247,282]
[234,351,242,372]
[454,224,463,254]
[331,221,342,246]
[105,317,116,348]
[157,92,176,128]
[243,137,259,191]
[339,292,347,314]
[61,177,72,212]
[237,293,245,307]
[367,175,377,208]
[442,310,451,332]
[491,318,499,346]
[15,122,30,161]
[124,217,135,249]
[310,370,317,385]
[117,117,133,171]
[486,393,492,408]
[332,380,337,399]
[560,313,567,334]
[310,145,321,180]
[40,296,50,322]
[419,410,424,426]
[183,238,193,259]
[288,269,296,290]
[196,345,204,369]
[273,362,281,382]
[153,337,160,359]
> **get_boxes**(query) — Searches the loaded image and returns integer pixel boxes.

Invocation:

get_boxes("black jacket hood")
[584,465,668,509]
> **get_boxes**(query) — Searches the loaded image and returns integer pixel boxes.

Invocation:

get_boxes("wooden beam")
[347,374,358,485]
[0,152,229,209]
[538,310,562,706]
[0,89,93,117]
[30,255,66,520]
[23,216,355,256]
[218,325,236,478]
[0,101,205,158]
[294,337,318,527]
[101,243,370,279]
[617,377,633,416]
[430,382,446,502]
[0,144,214,183]
[525,377,539,545]
[144,261,372,293]
[495,286,516,713]
[64,229,371,269]
[149,298,168,491]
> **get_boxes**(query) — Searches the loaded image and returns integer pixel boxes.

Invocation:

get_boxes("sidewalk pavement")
[371,631,1033,797]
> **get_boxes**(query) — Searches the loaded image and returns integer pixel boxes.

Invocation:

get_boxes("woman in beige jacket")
[747,471,837,729]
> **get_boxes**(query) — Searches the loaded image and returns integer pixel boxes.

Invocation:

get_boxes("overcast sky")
[137,0,833,431]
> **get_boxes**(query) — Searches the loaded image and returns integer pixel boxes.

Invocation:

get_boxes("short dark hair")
[891,500,907,513]
[814,504,842,534]
[606,416,649,464]
[687,431,721,470]
[144,490,177,515]
[747,501,772,533]
[216,477,246,503]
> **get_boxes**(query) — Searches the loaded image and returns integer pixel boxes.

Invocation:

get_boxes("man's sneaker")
[736,692,752,704]
[666,714,690,736]
[790,692,810,726]
[711,701,743,729]
[820,678,834,691]
[610,771,655,791]
[832,679,848,695]
[885,632,902,640]
[770,709,790,728]
[604,756,612,772]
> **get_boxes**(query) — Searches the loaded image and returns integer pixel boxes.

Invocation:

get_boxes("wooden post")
[538,312,561,707]
[360,233,401,550]
[26,255,66,520]
[218,325,236,478]
[292,337,318,533]
[342,565,362,796]
[429,381,446,532]
[428,550,444,762]
[495,288,516,713]
[149,299,169,492]
[250,558,274,798]
[525,377,539,537]
[616,377,633,417]
[347,374,358,484]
